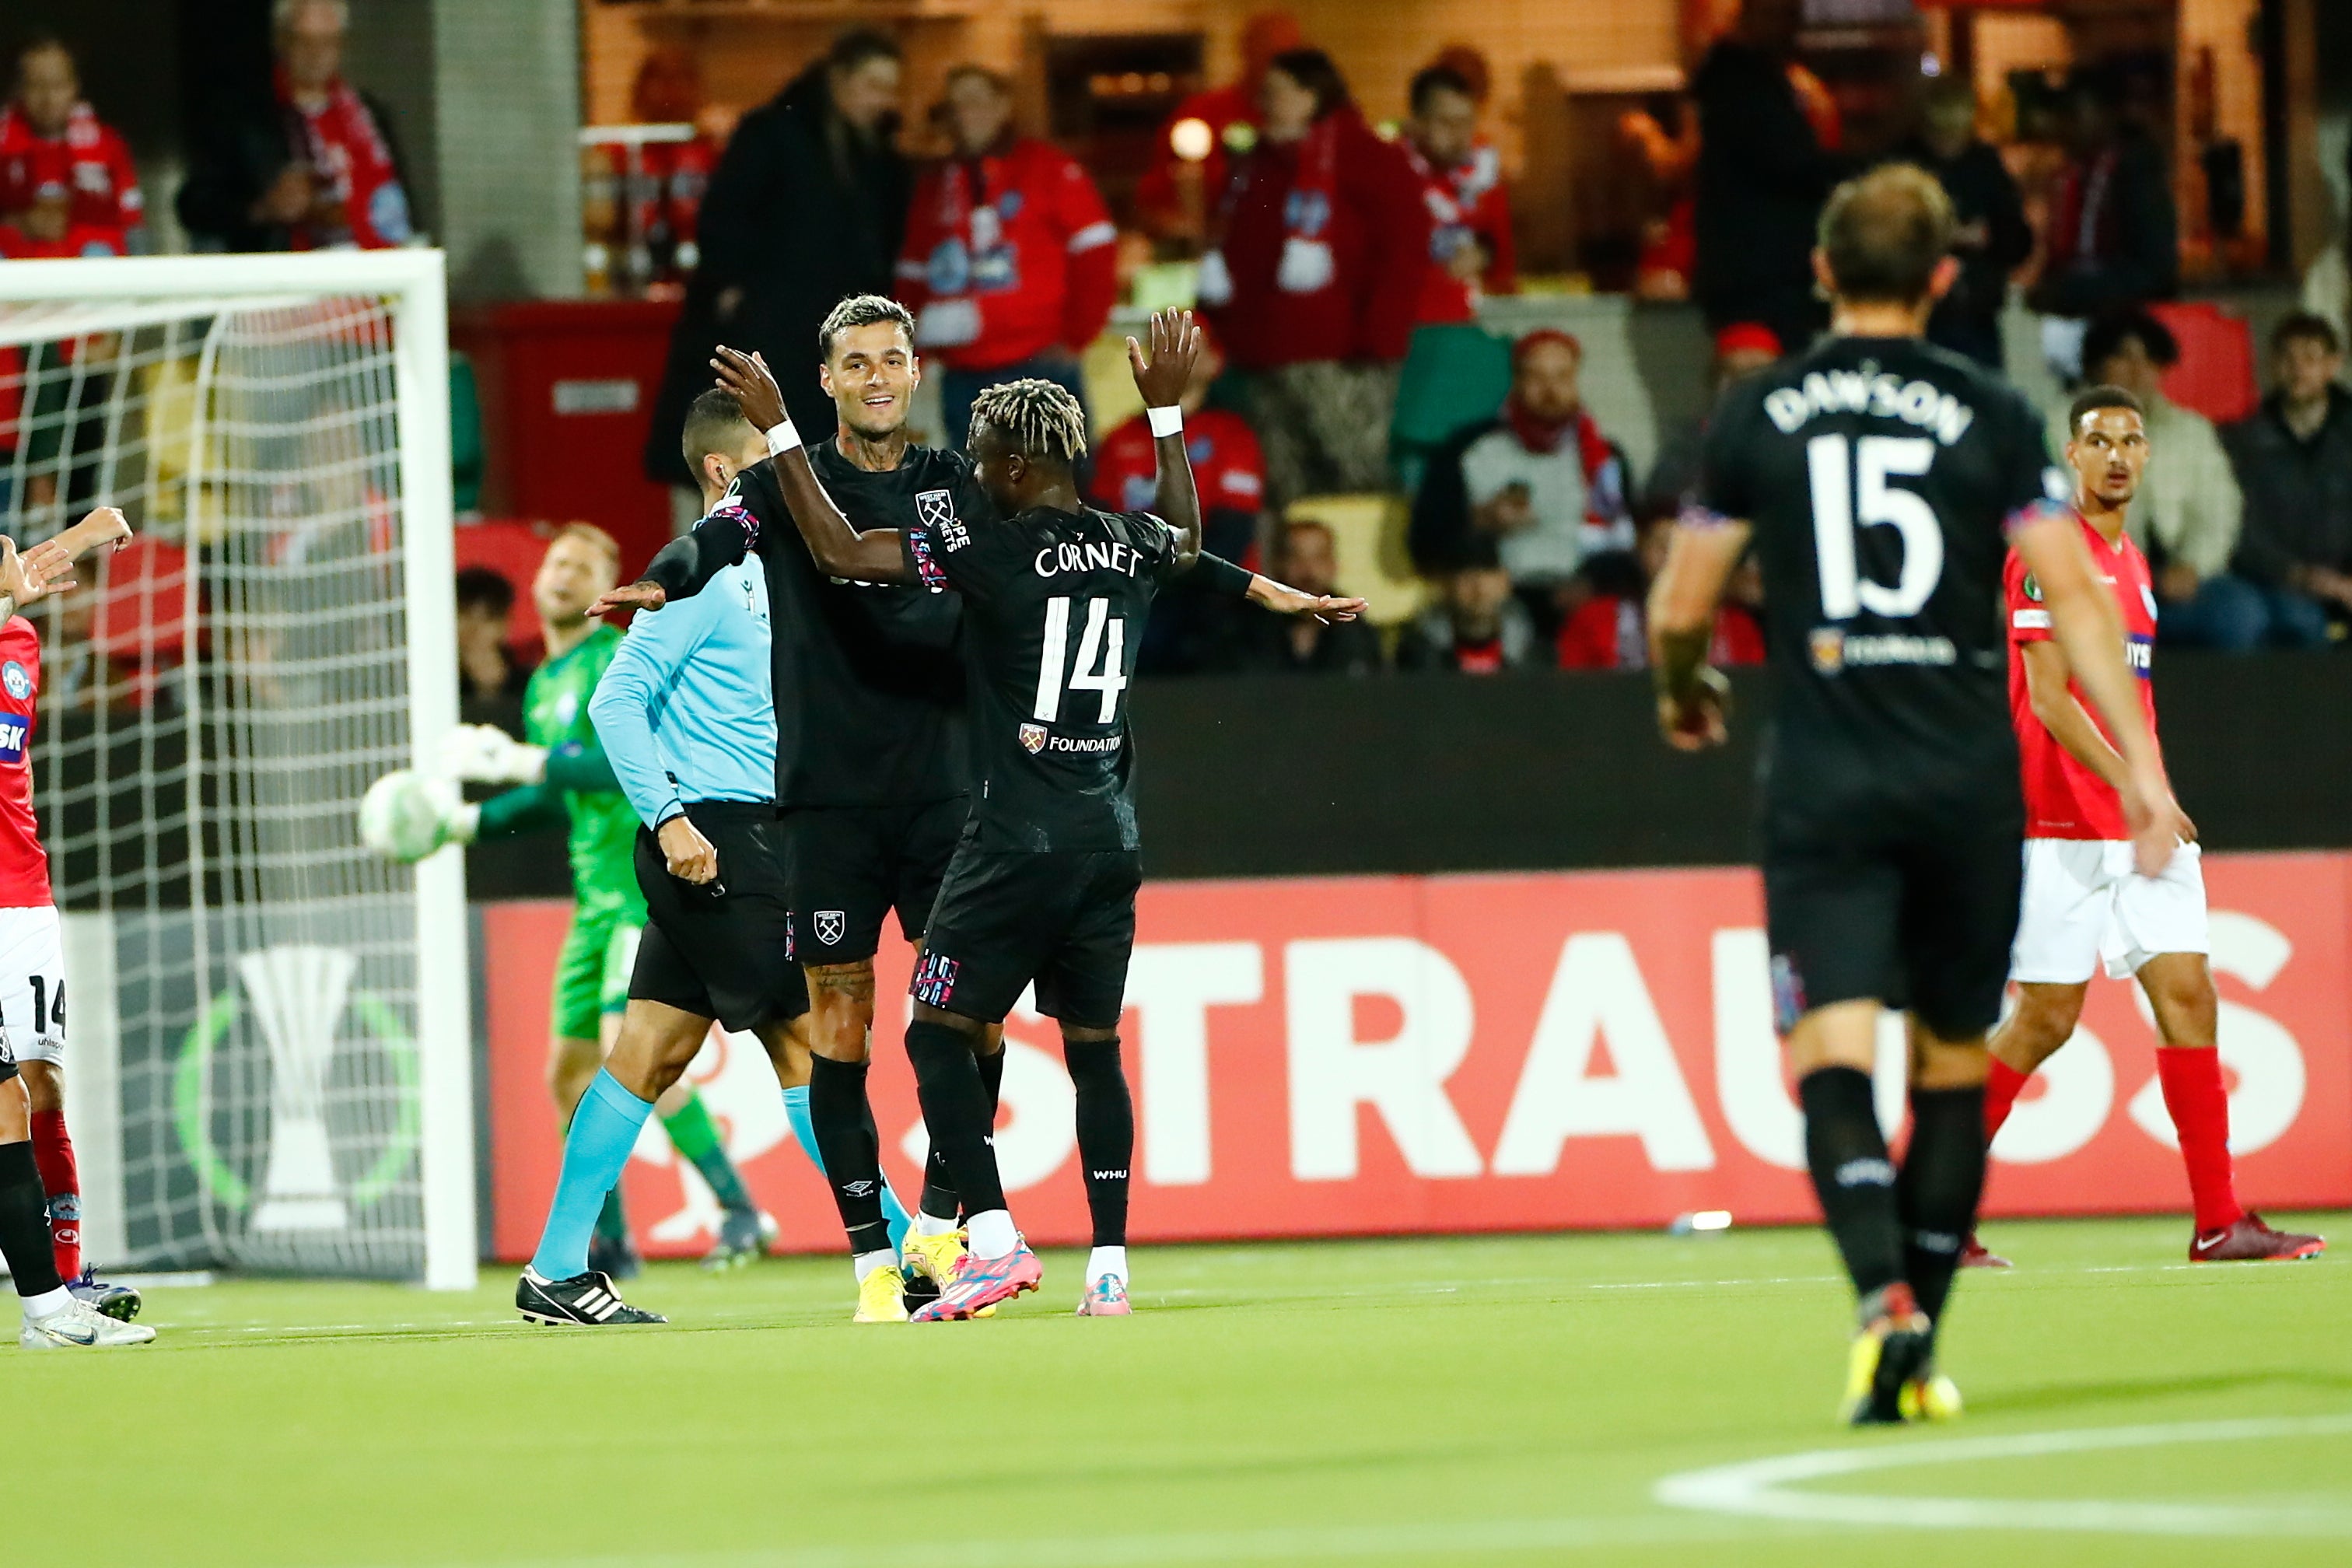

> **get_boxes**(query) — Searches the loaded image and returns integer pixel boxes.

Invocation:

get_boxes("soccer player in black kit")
[714,310,1363,1318]
[1647,165,2182,1423]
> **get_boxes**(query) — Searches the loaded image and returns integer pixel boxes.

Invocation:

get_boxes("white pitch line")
[1655,1412,2352,1535]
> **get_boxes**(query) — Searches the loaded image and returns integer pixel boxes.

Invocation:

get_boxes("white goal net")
[0,254,474,1288]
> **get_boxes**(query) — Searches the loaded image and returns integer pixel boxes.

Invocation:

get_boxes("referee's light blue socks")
[782,1083,912,1254]
[530,1069,653,1282]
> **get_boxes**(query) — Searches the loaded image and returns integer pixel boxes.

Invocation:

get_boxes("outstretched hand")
[711,345,788,432]
[1249,578,1368,625]
[1127,308,1201,409]
[16,505,134,601]
[0,538,48,608]
[591,579,667,618]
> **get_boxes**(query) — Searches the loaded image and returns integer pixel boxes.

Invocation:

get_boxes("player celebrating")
[0,506,154,1346]
[1969,387,2322,1268]
[432,527,770,1273]
[1647,165,2173,1423]
[719,310,1363,1319]
[515,412,816,1327]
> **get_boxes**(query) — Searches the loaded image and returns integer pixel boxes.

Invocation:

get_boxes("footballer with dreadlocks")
[709,308,1363,1319]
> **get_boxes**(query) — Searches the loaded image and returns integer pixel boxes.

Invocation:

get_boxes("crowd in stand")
[6,0,2352,684]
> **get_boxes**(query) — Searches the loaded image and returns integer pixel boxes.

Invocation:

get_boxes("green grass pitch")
[5,1214,2347,1567]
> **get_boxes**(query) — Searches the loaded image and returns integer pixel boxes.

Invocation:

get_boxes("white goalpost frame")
[0,251,477,1290]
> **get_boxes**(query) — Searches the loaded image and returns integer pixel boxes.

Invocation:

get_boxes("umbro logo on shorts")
[814,909,846,946]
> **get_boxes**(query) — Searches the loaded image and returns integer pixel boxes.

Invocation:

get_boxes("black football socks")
[918,1038,1005,1224]
[903,1018,1007,1221]
[1064,1037,1134,1249]
[0,1139,64,1300]
[1899,1085,1989,1329]
[1799,1066,1905,1304]
[805,1055,891,1256]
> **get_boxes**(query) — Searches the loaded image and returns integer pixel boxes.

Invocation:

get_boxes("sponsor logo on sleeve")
[0,718,27,763]
[2,661,31,701]
[906,526,948,592]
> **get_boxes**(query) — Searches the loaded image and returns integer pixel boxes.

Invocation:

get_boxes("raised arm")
[1129,309,1205,570]
[2011,508,2180,873]
[710,346,912,586]
[5,506,134,621]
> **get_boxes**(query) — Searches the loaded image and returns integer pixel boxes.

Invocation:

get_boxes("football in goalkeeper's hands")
[359,769,463,863]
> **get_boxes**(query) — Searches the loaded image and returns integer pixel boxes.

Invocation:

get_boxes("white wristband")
[1146,405,1184,439]
[764,419,802,457]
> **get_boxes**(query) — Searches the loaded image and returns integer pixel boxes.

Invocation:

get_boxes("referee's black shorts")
[779,794,968,963]
[630,801,808,1033]
[1762,770,2023,1042]
[909,840,1143,1030]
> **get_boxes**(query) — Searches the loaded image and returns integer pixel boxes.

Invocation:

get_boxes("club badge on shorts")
[1019,722,1047,754]
[813,909,846,947]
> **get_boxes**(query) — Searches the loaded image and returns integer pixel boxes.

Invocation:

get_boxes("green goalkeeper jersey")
[509,625,645,922]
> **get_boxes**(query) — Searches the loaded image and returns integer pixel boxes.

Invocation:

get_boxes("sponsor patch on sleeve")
[2012,608,2051,630]
[0,716,30,763]
[905,523,948,592]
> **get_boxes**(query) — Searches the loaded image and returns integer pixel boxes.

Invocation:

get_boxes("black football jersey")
[901,499,1185,852]
[1695,334,2068,786]
[705,444,978,807]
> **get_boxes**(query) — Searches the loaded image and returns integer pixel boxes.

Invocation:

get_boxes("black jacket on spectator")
[1893,136,2032,368]
[2034,131,2178,319]
[1691,40,1843,355]
[642,66,910,486]
[2224,385,2352,587]
[176,86,412,252]
[1221,614,1384,677]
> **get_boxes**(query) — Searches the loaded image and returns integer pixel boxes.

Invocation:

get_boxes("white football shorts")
[2011,838,2207,985]
[0,904,67,1065]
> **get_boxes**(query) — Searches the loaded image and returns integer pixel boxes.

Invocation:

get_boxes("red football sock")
[2155,1046,2242,1234]
[29,1109,81,1281]
[1983,1055,2030,1142]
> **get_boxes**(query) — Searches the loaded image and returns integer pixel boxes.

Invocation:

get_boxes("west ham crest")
[1019,723,1047,754]
[814,909,847,946]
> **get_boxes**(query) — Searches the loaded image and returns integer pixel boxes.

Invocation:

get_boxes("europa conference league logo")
[174,944,420,1222]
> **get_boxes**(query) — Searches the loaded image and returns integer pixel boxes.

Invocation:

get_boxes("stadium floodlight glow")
[0,248,474,1290]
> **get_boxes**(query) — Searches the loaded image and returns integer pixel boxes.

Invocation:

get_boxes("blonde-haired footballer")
[1969,386,2323,1268]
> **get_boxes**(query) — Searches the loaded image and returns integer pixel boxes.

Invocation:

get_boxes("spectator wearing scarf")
[1402,64,1516,326]
[895,65,1118,450]
[0,38,144,253]
[177,0,415,254]
[1198,48,1429,506]
[1409,329,1636,600]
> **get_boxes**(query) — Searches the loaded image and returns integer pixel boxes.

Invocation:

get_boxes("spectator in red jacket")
[1404,63,1515,325]
[1135,11,1304,244]
[898,65,1118,450]
[1556,513,1765,670]
[0,37,143,254]
[1199,48,1430,508]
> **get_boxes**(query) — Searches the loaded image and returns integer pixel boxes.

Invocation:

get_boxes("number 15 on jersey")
[1807,433,1944,620]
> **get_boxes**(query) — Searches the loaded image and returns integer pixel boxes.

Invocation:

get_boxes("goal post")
[0,251,476,1289]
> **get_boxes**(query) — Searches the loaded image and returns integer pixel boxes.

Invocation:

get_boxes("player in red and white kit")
[0,506,152,1347]
[1976,386,2323,1267]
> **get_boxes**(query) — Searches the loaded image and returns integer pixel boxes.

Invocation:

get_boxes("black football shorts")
[630,802,808,1032]
[908,842,1143,1029]
[780,796,968,963]
[1762,775,2024,1041]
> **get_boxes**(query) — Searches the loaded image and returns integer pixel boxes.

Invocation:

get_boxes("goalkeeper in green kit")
[369,524,770,1276]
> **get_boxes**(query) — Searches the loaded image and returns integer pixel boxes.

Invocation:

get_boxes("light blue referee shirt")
[589,559,776,829]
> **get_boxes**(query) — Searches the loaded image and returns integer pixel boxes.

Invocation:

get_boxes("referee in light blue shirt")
[517,400,817,1325]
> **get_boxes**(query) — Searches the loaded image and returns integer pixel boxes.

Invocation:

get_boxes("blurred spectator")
[1094,320,1265,672]
[1691,0,1844,355]
[2224,313,2352,646]
[1408,331,1634,626]
[177,0,415,253]
[897,65,1116,450]
[1199,48,1428,507]
[1222,520,1383,675]
[2028,68,2178,374]
[1556,514,1765,670]
[1403,64,1514,326]
[2063,310,2251,649]
[1896,75,2029,369]
[616,47,723,289]
[1135,11,1303,244]
[0,37,143,255]
[456,567,529,702]
[644,29,908,487]
[1396,565,1535,674]
[1639,322,1781,522]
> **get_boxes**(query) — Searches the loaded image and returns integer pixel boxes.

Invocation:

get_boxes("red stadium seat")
[453,517,552,652]
[2149,301,2259,425]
